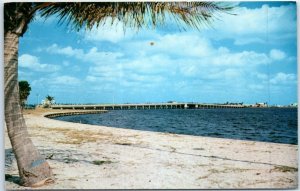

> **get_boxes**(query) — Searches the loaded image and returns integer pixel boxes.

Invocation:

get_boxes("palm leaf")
[36,2,235,31]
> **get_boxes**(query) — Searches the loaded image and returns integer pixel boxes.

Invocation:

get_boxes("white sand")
[5,109,298,189]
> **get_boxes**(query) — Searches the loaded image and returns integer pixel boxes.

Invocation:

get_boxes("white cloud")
[84,47,123,64]
[242,5,294,34]
[270,72,296,84]
[124,54,174,75]
[19,54,61,72]
[63,61,70,66]
[32,75,81,87]
[269,49,286,60]
[210,69,242,80]
[253,72,268,80]
[234,38,265,45]
[46,44,123,65]
[155,34,214,57]
[177,50,271,78]
[210,51,271,66]
[86,75,98,82]
[211,4,296,45]
[46,44,83,57]
[248,84,265,90]
[127,73,165,84]
[51,76,81,85]
[121,32,273,80]
[83,17,134,43]
[80,31,285,88]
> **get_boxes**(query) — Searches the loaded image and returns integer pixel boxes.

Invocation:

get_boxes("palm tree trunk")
[4,31,53,187]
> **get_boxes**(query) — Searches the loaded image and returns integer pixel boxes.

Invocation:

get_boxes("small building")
[255,102,268,107]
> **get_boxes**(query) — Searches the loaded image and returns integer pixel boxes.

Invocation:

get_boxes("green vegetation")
[273,165,298,173]
[19,81,31,109]
[63,158,79,163]
[43,95,55,108]
[92,160,113,165]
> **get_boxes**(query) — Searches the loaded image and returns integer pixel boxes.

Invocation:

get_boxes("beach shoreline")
[5,108,298,189]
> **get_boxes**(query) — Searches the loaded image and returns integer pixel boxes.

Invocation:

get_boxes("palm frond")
[4,3,36,35]
[36,2,235,31]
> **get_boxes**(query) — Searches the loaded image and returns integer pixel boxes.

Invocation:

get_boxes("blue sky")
[18,2,297,105]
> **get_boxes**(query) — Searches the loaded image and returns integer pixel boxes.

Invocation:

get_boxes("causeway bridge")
[51,102,245,110]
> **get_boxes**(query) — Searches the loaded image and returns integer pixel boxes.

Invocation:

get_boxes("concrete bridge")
[50,102,245,110]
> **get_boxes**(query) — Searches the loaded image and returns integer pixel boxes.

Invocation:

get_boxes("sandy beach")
[5,108,298,189]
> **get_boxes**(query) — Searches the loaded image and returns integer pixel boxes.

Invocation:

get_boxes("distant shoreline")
[44,110,107,118]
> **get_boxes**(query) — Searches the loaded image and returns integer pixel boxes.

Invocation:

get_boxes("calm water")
[54,108,298,145]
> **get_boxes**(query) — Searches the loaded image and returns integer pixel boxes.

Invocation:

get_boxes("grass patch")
[92,160,113,165]
[273,165,298,172]
[209,167,250,174]
[198,164,209,167]
[115,142,132,146]
[45,153,54,159]
[48,128,103,144]
[193,147,205,151]
[63,158,78,163]
[197,174,210,179]
[171,147,176,152]
[209,168,225,173]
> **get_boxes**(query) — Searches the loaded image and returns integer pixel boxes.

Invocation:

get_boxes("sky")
[18,2,297,105]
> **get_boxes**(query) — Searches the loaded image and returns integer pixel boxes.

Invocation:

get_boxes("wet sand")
[5,108,298,189]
